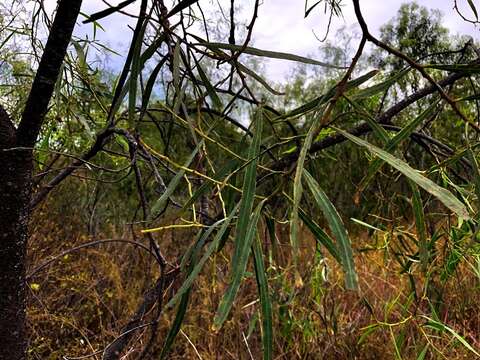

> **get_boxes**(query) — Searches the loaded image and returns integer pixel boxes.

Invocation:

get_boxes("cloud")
[43,0,480,80]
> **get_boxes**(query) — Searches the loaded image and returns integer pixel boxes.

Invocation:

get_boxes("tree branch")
[269,66,472,172]
[352,0,480,133]
[16,0,83,148]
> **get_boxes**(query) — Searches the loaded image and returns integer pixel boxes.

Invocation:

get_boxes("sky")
[43,0,480,80]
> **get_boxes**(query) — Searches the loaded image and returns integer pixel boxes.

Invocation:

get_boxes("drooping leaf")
[304,0,323,18]
[149,141,203,218]
[195,58,223,109]
[167,0,200,18]
[213,109,265,330]
[71,40,87,73]
[424,63,480,74]
[411,183,429,271]
[213,199,266,330]
[252,234,273,360]
[335,127,471,220]
[129,21,147,124]
[468,0,479,20]
[298,208,341,263]
[237,62,285,95]
[290,105,324,264]
[355,99,439,199]
[352,68,410,99]
[283,70,379,118]
[197,42,346,68]
[423,316,480,357]
[159,285,190,359]
[303,170,358,290]
[165,206,239,309]
[83,0,136,23]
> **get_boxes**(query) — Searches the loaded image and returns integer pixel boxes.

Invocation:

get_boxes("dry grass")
[27,210,480,359]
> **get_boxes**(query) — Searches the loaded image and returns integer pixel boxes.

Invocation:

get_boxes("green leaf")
[416,344,429,360]
[283,70,379,118]
[237,63,285,95]
[167,0,200,17]
[467,148,480,212]
[252,235,273,360]
[304,0,323,18]
[160,286,190,359]
[424,63,480,74]
[195,59,223,109]
[213,199,266,330]
[335,127,471,220]
[288,73,373,277]
[298,208,341,263]
[140,56,168,115]
[71,40,87,73]
[197,42,346,68]
[165,206,239,309]
[150,141,203,218]
[290,105,323,263]
[129,21,147,124]
[356,99,440,195]
[346,96,390,143]
[411,183,428,272]
[468,0,479,19]
[173,40,181,97]
[304,170,358,290]
[358,324,380,345]
[422,316,480,357]
[83,0,136,23]
[213,109,265,330]
[352,68,410,99]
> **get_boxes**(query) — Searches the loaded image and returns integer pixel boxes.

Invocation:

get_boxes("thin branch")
[352,0,480,133]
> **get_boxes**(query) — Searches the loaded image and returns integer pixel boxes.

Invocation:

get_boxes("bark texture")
[0,108,31,360]
[0,0,83,358]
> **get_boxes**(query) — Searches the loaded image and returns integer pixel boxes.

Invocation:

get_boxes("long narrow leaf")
[197,42,346,68]
[298,208,341,263]
[284,70,379,118]
[195,58,223,109]
[356,99,440,195]
[252,234,273,360]
[213,200,266,330]
[212,109,264,330]
[304,170,358,290]
[411,183,429,271]
[335,127,470,220]
[237,63,285,95]
[352,68,410,99]
[149,141,203,218]
[166,206,239,309]
[423,316,480,357]
[290,107,323,263]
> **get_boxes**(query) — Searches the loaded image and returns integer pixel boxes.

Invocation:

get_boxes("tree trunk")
[0,108,32,359]
[0,1,83,357]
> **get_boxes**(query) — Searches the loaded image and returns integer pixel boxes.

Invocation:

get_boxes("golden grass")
[27,213,480,359]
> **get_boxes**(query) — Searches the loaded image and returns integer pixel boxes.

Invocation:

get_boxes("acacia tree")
[0,1,83,358]
[1,0,480,358]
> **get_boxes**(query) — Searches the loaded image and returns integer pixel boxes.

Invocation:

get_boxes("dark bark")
[0,109,31,360]
[17,0,83,148]
[0,1,83,358]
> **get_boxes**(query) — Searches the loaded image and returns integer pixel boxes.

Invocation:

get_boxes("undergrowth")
[27,204,480,359]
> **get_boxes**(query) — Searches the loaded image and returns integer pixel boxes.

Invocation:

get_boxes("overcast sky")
[48,0,480,80]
